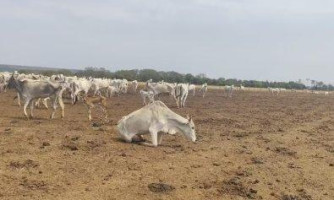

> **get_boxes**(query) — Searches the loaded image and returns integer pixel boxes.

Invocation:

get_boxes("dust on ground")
[0,89,333,200]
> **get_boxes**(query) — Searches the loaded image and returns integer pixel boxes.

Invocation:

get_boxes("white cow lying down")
[117,101,196,147]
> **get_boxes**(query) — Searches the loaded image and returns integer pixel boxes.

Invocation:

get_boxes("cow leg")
[140,130,158,147]
[50,97,58,119]
[175,97,180,108]
[150,130,158,147]
[35,98,39,108]
[142,130,158,147]
[17,92,21,107]
[158,133,164,145]
[71,92,76,104]
[23,98,31,119]
[180,96,184,108]
[182,93,188,107]
[58,96,65,118]
[30,99,35,118]
[193,90,196,96]
[43,98,49,109]
[86,105,92,121]
[93,88,98,96]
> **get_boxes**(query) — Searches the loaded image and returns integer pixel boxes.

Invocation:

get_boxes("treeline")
[17,67,333,90]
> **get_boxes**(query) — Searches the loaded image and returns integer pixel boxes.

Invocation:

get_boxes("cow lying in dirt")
[117,101,196,147]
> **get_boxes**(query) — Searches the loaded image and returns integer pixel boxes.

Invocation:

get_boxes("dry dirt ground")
[0,89,333,200]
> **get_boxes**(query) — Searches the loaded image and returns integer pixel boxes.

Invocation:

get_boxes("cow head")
[7,73,19,89]
[182,115,196,142]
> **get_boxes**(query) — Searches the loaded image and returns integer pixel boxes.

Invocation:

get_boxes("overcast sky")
[0,0,333,82]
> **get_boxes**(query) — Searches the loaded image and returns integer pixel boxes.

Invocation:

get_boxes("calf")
[174,83,189,108]
[82,95,107,121]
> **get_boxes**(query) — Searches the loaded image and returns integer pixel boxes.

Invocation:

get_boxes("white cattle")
[110,79,129,94]
[70,78,93,104]
[119,79,129,94]
[174,83,189,108]
[225,85,234,97]
[0,74,5,93]
[188,84,196,96]
[200,83,208,98]
[12,72,32,107]
[106,86,120,97]
[146,80,175,99]
[130,80,139,93]
[50,74,65,82]
[268,87,280,95]
[8,74,66,119]
[91,78,110,96]
[117,101,196,147]
[35,97,50,109]
[0,72,11,92]
[325,91,329,96]
[139,90,154,105]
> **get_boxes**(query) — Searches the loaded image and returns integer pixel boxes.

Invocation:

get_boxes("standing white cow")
[139,90,154,105]
[71,78,93,104]
[130,80,139,93]
[0,74,5,93]
[188,84,196,96]
[0,72,11,92]
[106,86,120,97]
[225,85,234,97]
[146,80,175,99]
[91,78,110,96]
[117,101,196,147]
[268,87,280,96]
[119,79,129,94]
[200,83,208,98]
[174,83,189,108]
[8,74,66,119]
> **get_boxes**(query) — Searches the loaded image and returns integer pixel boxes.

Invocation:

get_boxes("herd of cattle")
[0,71,331,146]
[0,71,208,146]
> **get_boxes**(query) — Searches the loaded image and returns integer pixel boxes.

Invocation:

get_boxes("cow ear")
[186,114,190,120]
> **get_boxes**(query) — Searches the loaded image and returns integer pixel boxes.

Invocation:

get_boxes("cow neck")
[164,109,188,132]
[166,117,189,135]
[11,77,24,94]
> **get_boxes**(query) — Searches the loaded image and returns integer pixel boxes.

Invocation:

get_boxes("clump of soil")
[148,183,175,193]
[9,159,39,169]
[274,147,297,156]
[218,177,258,199]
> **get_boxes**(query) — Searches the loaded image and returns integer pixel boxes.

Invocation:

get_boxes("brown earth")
[0,89,333,200]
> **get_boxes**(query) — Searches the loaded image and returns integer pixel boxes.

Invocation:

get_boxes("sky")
[0,0,333,82]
